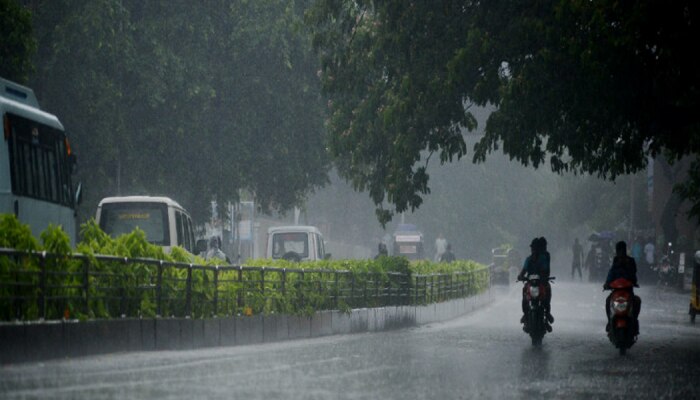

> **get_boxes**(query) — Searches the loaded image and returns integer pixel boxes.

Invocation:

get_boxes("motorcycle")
[519,274,555,346]
[604,277,639,355]
[655,254,678,288]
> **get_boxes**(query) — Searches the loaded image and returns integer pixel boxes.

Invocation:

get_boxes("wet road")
[1,280,698,399]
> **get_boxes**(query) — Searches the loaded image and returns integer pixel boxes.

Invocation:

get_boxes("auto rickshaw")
[690,251,700,324]
[392,224,425,260]
[490,247,510,285]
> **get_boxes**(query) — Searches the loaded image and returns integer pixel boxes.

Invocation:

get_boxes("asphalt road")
[1,279,698,400]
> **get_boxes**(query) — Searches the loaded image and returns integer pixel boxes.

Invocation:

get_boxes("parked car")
[266,225,329,262]
[95,196,196,254]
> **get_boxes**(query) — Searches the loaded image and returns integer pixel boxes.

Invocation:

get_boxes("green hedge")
[0,214,489,321]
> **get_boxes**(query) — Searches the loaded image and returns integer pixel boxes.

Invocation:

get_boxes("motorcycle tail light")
[529,286,540,298]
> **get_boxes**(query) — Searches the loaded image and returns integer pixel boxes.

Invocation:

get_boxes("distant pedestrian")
[435,233,447,262]
[440,243,456,263]
[375,242,388,259]
[644,238,655,268]
[631,237,643,266]
[571,238,584,280]
[585,245,596,274]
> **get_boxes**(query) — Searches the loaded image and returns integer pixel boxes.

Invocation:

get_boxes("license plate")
[399,245,417,254]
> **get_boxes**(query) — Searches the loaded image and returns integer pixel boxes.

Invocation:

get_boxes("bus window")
[175,211,184,248]
[183,215,194,252]
[316,234,324,259]
[6,113,72,207]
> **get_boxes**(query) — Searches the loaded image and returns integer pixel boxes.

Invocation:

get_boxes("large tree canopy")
[0,0,35,82]
[306,0,700,225]
[26,0,328,223]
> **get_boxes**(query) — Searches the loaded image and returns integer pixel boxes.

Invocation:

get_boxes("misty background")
[5,1,652,265]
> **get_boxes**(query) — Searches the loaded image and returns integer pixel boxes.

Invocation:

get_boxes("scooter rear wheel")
[615,329,628,356]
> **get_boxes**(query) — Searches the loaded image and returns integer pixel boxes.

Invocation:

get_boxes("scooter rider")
[604,241,641,335]
[518,237,554,329]
[206,236,230,263]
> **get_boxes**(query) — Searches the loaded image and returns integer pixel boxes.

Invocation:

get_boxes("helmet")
[616,241,627,254]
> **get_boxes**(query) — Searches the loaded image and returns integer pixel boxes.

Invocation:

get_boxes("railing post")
[279,268,286,313]
[350,272,355,308]
[83,258,90,317]
[449,274,453,299]
[300,269,305,309]
[237,266,243,309]
[12,254,19,320]
[402,274,407,305]
[388,274,393,306]
[414,275,418,305]
[441,274,445,300]
[334,271,339,309]
[120,257,128,317]
[120,273,127,317]
[440,274,444,301]
[38,251,46,320]
[375,273,380,306]
[281,268,286,296]
[261,267,265,297]
[469,270,475,296]
[213,266,219,317]
[185,264,193,318]
[156,260,163,317]
[363,273,367,307]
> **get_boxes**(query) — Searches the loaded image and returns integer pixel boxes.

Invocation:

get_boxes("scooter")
[656,254,678,288]
[604,277,639,355]
[519,274,555,346]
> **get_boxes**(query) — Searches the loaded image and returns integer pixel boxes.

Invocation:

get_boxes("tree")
[306,1,700,225]
[0,0,36,82]
[26,0,329,224]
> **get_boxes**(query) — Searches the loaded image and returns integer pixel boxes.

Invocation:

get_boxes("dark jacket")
[520,252,550,278]
[440,251,456,263]
[605,255,638,286]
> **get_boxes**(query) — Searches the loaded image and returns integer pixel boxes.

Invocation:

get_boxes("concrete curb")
[0,288,493,365]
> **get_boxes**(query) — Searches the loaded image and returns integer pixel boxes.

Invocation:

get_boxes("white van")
[95,196,196,254]
[266,225,329,262]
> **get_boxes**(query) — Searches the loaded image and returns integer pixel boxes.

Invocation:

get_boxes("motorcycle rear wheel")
[529,309,544,346]
[615,328,628,356]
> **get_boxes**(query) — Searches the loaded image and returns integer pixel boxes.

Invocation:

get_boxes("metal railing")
[0,248,490,321]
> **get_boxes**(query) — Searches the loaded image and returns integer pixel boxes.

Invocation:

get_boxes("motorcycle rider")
[206,236,230,263]
[604,241,642,335]
[518,237,554,331]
